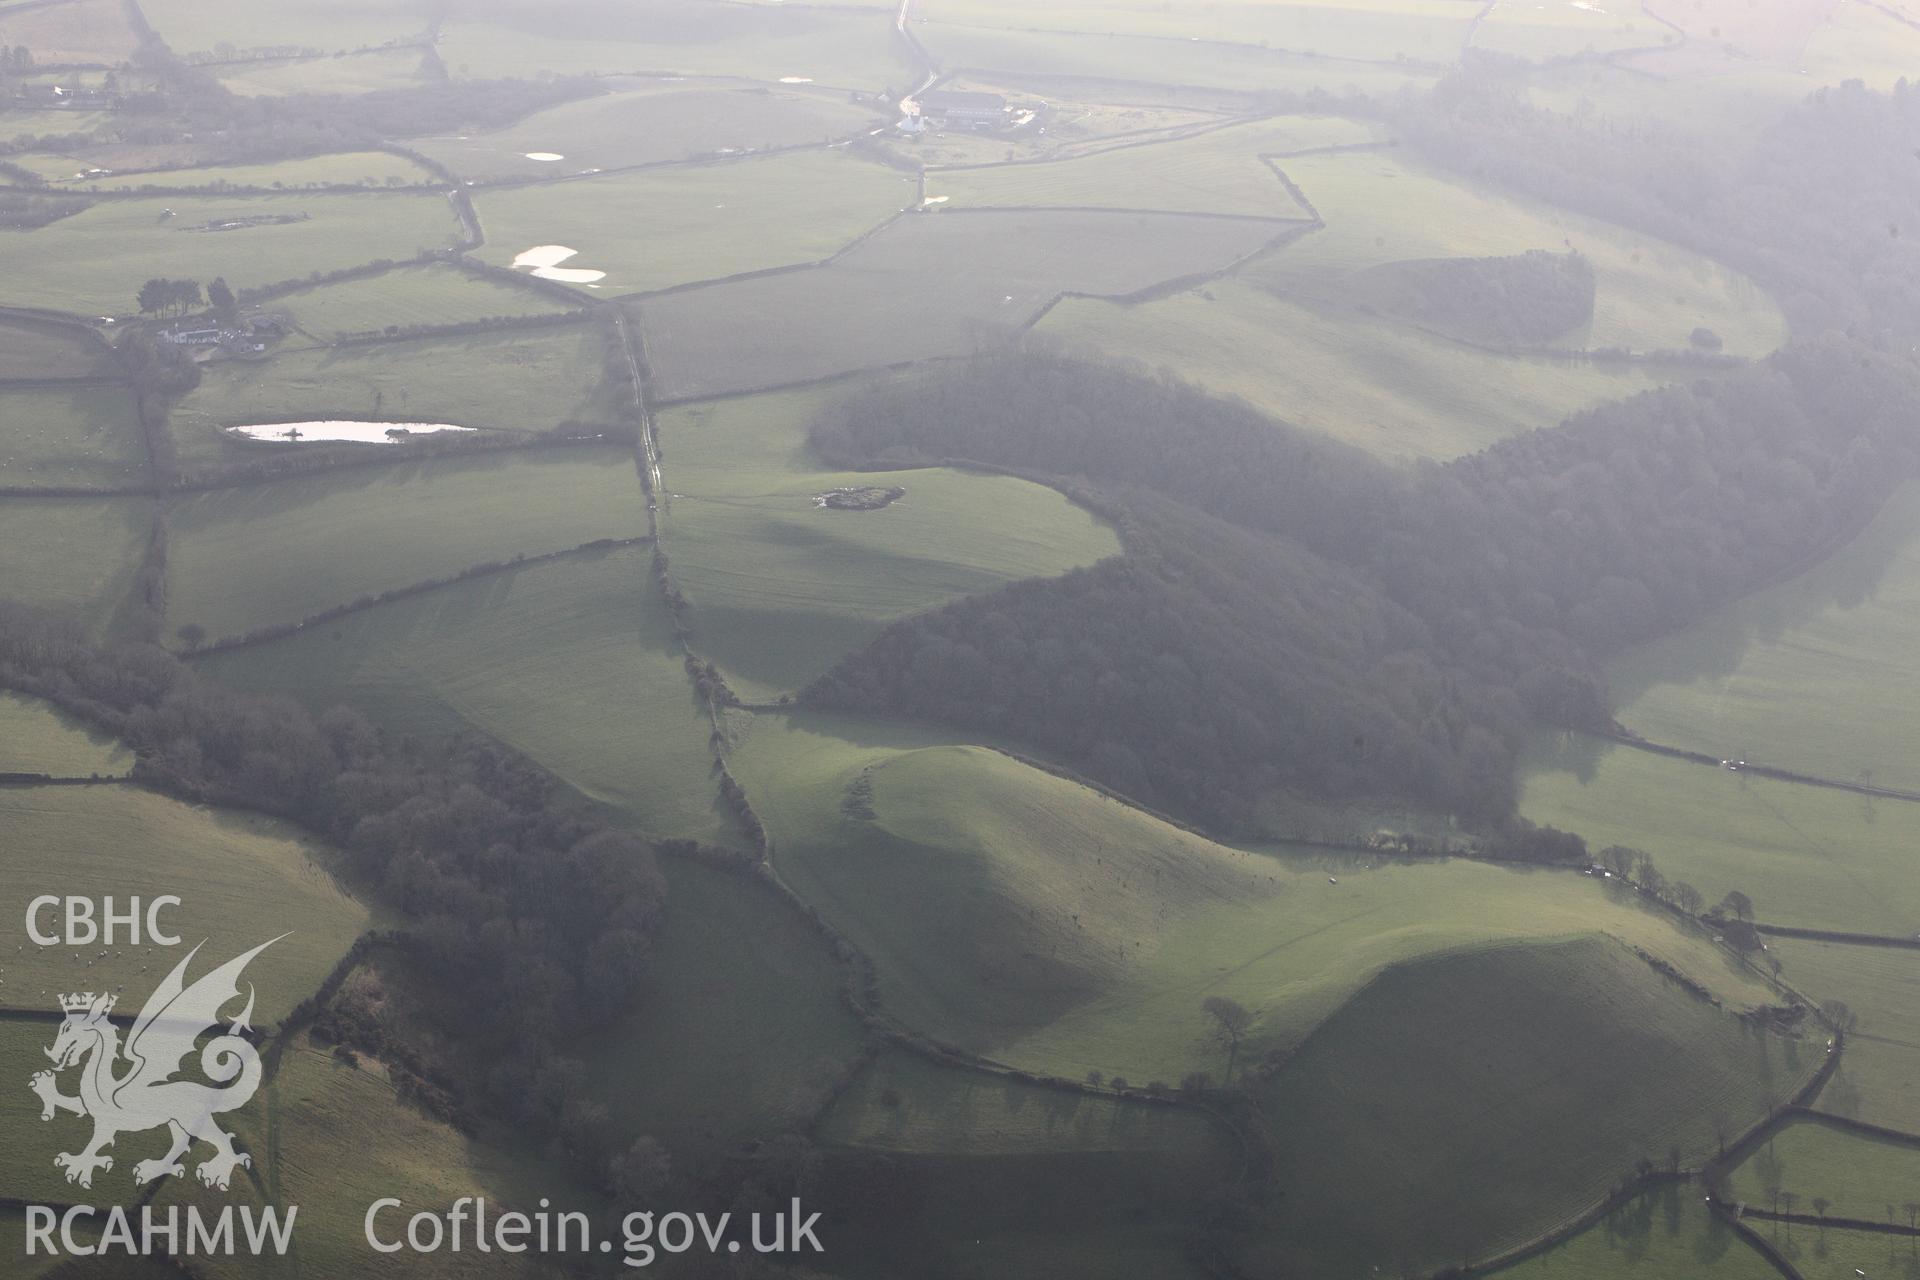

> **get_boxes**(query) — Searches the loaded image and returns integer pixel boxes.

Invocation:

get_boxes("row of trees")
[136,276,235,318]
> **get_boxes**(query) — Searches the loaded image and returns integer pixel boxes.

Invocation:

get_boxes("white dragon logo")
[29,937,282,1191]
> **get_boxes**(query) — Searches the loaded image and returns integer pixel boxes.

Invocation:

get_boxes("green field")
[1731,1117,1920,1223]
[0,383,145,489]
[1244,937,1817,1279]
[640,208,1282,399]
[164,447,645,644]
[586,858,864,1173]
[269,263,581,341]
[1610,482,1920,796]
[214,47,434,98]
[0,318,117,380]
[63,151,434,191]
[659,386,1119,697]
[1520,735,1920,936]
[0,192,464,317]
[928,116,1366,217]
[0,108,113,146]
[1765,936,1920,1135]
[136,0,436,56]
[1038,278,1677,459]
[415,81,883,181]
[1472,2,1669,62]
[0,691,131,776]
[1784,1226,1920,1279]
[150,1042,575,1280]
[473,150,915,296]
[1489,1189,1777,1279]
[0,496,151,633]
[733,713,1779,1084]
[919,0,1474,56]
[438,0,914,87]
[819,1049,1233,1280]
[911,20,1444,96]
[1246,149,1788,357]
[167,323,626,470]
[0,783,371,1019]
[196,546,739,846]
[0,0,139,64]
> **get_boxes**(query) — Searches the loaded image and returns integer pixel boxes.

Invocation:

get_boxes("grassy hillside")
[0,384,146,490]
[1246,148,1787,357]
[70,151,434,191]
[0,783,372,1020]
[196,546,736,845]
[1038,278,1674,460]
[1520,735,1920,937]
[0,691,131,776]
[733,713,1778,1084]
[0,318,117,380]
[0,496,152,634]
[1243,937,1818,1279]
[1610,481,1920,795]
[415,81,881,180]
[586,858,865,1174]
[163,447,645,644]
[473,149,915,295]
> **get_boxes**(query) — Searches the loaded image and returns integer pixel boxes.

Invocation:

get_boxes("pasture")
[587,859,864,1173]
[214,48,433,98]
[473,150,915,296]
[163,447,645,644]
[909,21,1443,96]
[437,0,913,88]
[0,496,151,634]
[1802,0,1920,90]
[0,1024,152,1209]
[269,263,581,341]
[0,317,116,380]
[639,208,1282,400]
[1488,1188,1776,1278]
[733,714,1778,1084]
[167,322,626,469]
[415,81,883,181]
[0,783,371,1020]
[0,691,130,776]
[1248,149,1788,357]
[657,386,1120,696]
[1243,937,1816,1279]
[1471,2,1669,62]
[150,1042,576,1280]
[1730,1117,1920,1221]
[67,151,434,191]
[818,1050,1234,1280]
[927,115,1369,217]
[1520,735,1920,936]
[1766,936,1920,1135]
[1609,482,1920,796]
[0,383,145,489]
[197,547,741,847]
[1038,279,1676,460]
[135,0,436,57]
[917,0,1475,59]
[1785,1228,1920,1280]
[0,192,464,317]
[0,0,139,65]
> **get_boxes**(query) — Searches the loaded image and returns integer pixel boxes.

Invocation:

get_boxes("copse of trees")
[805,339,1920,832]
[137,277,204,317]
[0,603,668,1190]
